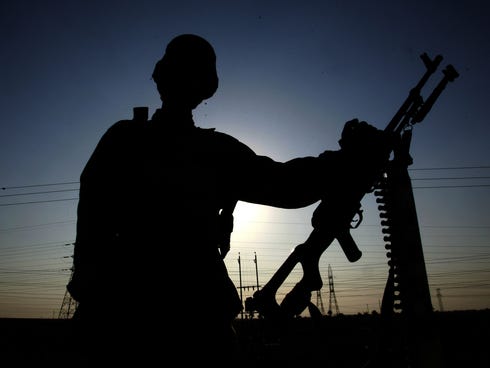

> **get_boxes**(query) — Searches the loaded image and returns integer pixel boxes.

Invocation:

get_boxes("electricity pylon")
[58,264,78,319]
[328,264,340,316]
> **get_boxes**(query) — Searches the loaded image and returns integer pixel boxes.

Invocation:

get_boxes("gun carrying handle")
[337,229,362,262]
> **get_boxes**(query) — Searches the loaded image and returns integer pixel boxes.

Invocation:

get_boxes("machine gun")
[245,53,459,321]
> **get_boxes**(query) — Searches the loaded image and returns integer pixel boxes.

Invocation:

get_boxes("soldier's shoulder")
[196,126,255,155]
[197,127,240,144]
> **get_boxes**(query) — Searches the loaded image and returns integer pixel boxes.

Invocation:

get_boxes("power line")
[1,165,489,190]
[413,184,490,189]
[8,184,487,206]
[0,189,78,198]
[1,183,489,206]
[411,176,490,180]
[0,198,78,206]
[1,181,79,190]
[409,166,490,171]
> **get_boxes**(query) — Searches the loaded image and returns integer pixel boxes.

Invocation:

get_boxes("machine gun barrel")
[412,64,459,124]
[385,53,442,134]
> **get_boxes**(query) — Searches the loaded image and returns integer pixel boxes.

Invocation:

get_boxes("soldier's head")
[152,34,218,110]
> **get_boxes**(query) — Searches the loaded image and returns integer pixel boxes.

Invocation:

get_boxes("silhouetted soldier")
[67,34,389,365]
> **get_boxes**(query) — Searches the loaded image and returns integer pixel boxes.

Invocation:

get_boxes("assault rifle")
[245,53,459,319]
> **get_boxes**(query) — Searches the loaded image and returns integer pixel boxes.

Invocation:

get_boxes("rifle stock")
[246,53,458,319]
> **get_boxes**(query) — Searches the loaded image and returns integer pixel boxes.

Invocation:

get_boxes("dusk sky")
[1,0,489,318]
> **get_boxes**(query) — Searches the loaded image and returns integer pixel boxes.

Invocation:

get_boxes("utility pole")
[436,288,444,312]
[238,252,243,319]
[254,251,260,291]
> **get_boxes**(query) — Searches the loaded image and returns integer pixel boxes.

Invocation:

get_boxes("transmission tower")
[58,265,78,319]
[316,290,326,315]
[327,264,340,316]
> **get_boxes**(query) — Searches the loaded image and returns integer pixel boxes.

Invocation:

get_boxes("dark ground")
[1,309,488,367]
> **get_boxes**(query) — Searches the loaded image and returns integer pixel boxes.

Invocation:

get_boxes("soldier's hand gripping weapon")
[245,53,459,319]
